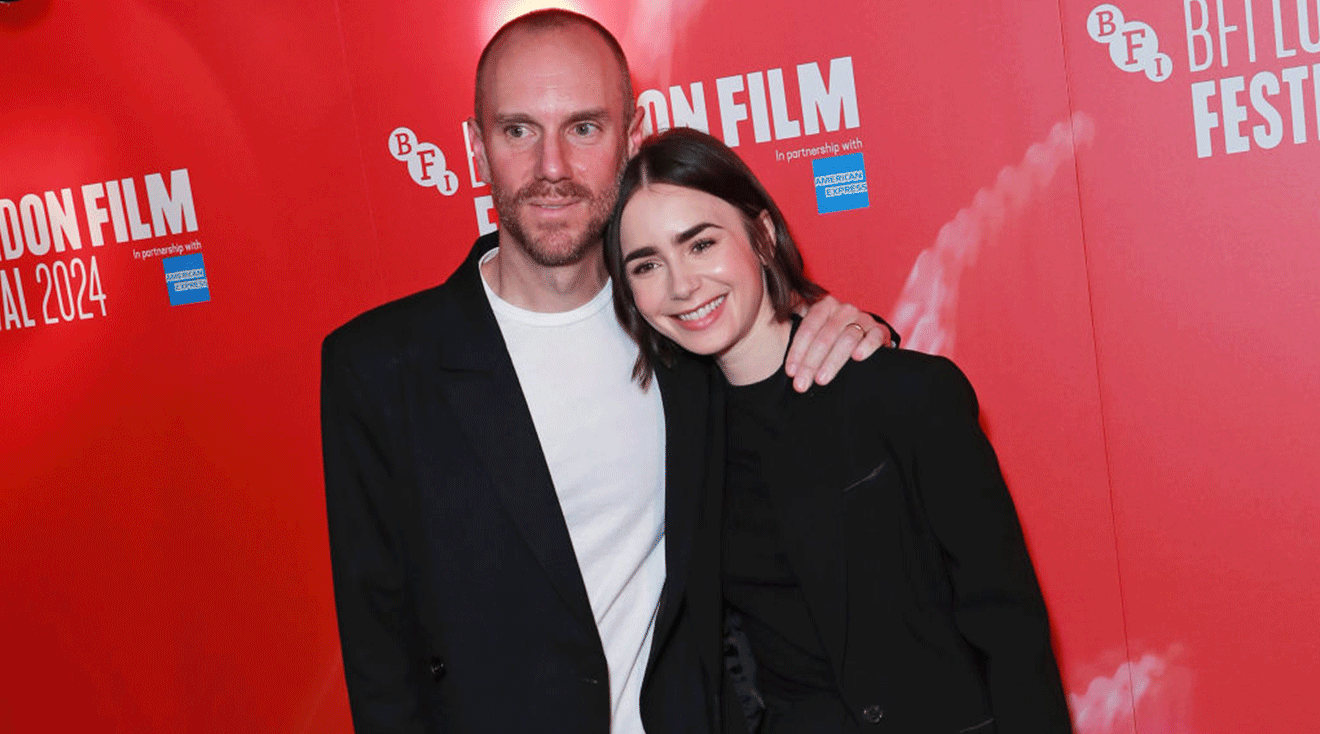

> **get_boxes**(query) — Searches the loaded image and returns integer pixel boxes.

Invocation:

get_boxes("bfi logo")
[1088,4,1174,82]
[389,127,460,196]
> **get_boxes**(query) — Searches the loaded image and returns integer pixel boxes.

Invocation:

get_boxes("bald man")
[322,10,892,734]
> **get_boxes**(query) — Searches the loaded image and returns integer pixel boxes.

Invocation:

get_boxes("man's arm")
[321,331,433,734]
[785,295,900,392]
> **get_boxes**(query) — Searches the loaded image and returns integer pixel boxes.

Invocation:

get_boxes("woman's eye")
[630,261,657,276]
[691,237,716,253]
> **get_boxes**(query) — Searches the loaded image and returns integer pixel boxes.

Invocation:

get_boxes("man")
[321,10,891,733]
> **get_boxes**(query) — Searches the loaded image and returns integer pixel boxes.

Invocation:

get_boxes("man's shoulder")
[322,236,494,368]
[329,283,447,346]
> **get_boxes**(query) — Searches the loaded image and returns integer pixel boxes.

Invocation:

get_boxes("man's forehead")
[479,25,625,112]
[488,22,606,63]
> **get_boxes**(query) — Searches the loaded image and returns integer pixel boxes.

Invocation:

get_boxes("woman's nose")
[668,262,700,300]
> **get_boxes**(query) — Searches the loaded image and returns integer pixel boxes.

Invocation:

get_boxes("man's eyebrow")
[567,107,611,122]
[490,108,613,127]
[491,113,536,126]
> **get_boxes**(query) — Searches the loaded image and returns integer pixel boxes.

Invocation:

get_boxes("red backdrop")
[2,1,1316,732]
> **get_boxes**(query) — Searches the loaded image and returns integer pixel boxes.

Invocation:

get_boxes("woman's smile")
[673,294,727,328]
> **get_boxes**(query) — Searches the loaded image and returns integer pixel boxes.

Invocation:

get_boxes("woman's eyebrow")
[623,245,658,265]
[622,222,723,264]
[674,222,718,243]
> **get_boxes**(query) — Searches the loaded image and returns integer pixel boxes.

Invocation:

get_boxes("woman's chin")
[660,326,730,357]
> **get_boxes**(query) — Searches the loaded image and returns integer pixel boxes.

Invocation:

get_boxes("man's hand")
[785,295,894,392]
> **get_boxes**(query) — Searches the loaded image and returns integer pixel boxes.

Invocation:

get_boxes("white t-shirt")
[481,250,666,734]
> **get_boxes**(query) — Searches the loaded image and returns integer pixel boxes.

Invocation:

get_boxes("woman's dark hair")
[604,126,826,387]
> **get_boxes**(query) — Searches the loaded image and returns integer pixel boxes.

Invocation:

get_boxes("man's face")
[470,25,642,268]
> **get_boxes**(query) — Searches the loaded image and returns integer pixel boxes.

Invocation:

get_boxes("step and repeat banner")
[2,0,1316,732]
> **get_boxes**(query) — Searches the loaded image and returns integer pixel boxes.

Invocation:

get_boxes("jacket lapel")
[762,388,852,676]
[646,353,712,672]
[419,249,598,634]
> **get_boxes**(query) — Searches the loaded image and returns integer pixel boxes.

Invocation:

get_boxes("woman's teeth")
[677,295,725,321]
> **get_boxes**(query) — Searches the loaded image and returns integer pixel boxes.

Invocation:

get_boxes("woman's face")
[617,183,772,359]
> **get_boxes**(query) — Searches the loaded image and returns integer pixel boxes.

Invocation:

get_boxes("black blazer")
[718,348,1072,734]
[321,234,724,733]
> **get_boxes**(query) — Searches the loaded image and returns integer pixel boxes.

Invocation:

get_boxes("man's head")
[468,10,644,268]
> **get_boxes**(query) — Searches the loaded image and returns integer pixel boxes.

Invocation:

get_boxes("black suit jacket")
[718,348,1072,733]
[321,234,724,733]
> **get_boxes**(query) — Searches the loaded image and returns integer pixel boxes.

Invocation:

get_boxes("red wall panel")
[1061,1,1320,730]
[1,1,372,729]
[3,1,1316,732]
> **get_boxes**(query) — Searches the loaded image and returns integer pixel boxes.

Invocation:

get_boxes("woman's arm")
[910,358,1072,733]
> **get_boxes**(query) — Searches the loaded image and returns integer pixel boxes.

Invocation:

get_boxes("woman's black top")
[723,366,856,731]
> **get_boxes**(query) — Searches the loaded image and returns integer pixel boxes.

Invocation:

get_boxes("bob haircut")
[604,127,826,387]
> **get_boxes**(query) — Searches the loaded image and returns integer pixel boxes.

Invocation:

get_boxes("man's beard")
[492,179,615,268]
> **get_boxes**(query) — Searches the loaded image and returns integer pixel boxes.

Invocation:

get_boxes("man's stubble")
[490,175,620,268]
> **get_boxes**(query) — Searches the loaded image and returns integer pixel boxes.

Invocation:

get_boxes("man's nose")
[536,133,570,181]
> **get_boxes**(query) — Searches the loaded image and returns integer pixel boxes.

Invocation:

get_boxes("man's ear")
[626,105,646,158]
[467,117,491,183]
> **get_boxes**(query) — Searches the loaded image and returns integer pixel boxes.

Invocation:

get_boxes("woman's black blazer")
[714,348,1073,734]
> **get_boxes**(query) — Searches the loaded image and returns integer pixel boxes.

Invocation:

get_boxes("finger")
[852,324,888,360]
[842,311,885,360]
[793,301,861,391]
[784,294,838,378]
[810,329,864,388]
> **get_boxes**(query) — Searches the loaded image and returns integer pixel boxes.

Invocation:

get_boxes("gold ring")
[846,322,866,336]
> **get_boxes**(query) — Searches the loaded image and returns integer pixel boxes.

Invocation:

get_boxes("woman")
[603,128,1072,734]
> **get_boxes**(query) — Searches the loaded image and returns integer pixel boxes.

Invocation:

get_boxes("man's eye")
[573,122,599,136]
[506,124,528,138]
